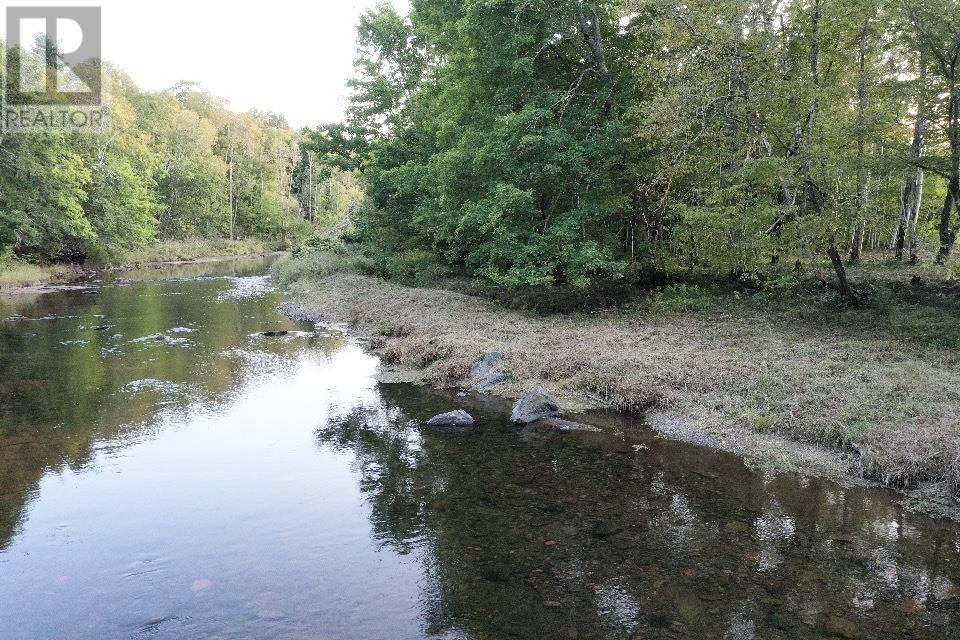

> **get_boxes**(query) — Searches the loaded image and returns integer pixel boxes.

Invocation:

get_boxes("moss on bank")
[280,262,960,513]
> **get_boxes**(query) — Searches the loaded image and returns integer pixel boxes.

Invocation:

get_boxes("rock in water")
[511,389,560,424]
[427,410,475,427]
[524,417,601,434]
[470,352,512,389]
[825,616,860,639]
[261,330,289,337]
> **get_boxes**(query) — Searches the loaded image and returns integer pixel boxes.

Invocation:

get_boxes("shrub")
[272,251,358,286]
[645,285,718,313]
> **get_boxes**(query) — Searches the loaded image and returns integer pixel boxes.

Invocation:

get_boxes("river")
[0,258,957,639]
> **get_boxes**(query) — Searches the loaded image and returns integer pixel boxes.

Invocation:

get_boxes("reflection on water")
[0,258,958,639]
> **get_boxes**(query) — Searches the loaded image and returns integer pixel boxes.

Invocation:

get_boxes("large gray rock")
[427,410,475,427]
[510,389,560,425]
[470,352,512,390]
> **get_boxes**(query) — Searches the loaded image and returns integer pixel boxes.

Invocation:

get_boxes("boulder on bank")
[427,410,476,427]
[510,389,560,425]
[470,352,512,390]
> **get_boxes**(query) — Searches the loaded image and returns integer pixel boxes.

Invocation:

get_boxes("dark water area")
[0,258,957,640]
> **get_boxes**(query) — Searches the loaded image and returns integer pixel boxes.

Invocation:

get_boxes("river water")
[0,258,957,639]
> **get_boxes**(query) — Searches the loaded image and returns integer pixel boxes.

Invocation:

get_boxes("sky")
[2,0,405,128]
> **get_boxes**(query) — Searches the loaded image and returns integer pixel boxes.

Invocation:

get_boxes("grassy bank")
[103,238,273,267]
[1,239,278,293]
[0,262,84,290]
[279,253,960,514]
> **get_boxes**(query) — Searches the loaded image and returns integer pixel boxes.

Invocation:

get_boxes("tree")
[0,132,93,258]
[893,53,928,264]
[905,0,960,263]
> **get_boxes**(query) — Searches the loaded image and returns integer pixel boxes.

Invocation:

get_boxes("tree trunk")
[897,58,928,261]
[228,158,235,241]
[849,222,866,263]
[307,151,315,223]
[904,171,925,263]
[848,22,869,265]
[936,180,958,264]
[828,243,860,306]
[936,81,960,263]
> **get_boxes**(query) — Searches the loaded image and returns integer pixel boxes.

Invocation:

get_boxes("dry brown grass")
[285,273,960,498]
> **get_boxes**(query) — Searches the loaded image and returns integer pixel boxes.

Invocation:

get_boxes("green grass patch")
[272,250,360,286]
[103,238,272,266]
[0,260,79,289]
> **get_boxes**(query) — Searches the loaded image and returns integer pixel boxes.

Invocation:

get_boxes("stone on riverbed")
[510,389,560,425]
[427,410,475,427]
[523,417,602,435]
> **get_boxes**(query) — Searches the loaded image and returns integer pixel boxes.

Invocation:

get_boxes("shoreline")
[0,251,288,297]
[281,272,960,522]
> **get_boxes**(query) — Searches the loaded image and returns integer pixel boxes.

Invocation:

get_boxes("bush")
[355,249,446,285]
[645,284,718,313]
[272,250,358,286]
[294,235,348,257]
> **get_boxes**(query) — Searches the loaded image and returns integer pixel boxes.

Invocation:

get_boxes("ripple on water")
[217,275,272,301]
[123,379,183,394]
[129,334,193,346]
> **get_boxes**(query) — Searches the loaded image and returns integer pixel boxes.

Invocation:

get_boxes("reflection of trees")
[317,390,960,639]
[319,404,430,554]
[0,262,332,549]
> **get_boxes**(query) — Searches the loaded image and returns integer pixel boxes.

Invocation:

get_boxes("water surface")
[0,259,957,639]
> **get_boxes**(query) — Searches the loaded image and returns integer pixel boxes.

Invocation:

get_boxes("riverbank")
[282,270,960,520]
[0,239,282,296]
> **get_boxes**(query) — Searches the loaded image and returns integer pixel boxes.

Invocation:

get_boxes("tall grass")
[104,238,272,266]
[272,251,359,286]
[0,262,78,289]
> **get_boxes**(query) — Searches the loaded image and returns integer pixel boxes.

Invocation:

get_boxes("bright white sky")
[2,0,406,128]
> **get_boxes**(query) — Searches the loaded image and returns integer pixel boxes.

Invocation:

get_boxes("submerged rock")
[510,389,560,424]
[524,417,601,434]
[427,410,475,427]
[825,615,860,639]
[470,352,512,389]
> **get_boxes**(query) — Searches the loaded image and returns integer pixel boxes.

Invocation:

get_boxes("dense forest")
[0,42,361,265]
[303,0,960,301]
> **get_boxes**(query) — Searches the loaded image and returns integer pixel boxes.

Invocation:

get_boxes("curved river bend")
[0,259,957,639]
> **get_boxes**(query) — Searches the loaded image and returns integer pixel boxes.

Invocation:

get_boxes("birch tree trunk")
[848,22,870,264]
[936,81,960,263]
[896,59,927,261]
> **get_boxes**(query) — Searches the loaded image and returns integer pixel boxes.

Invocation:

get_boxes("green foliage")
[294,235,348,257]
[309,0,647,289]
[356,249,449,285]
[645,285,720,313]
[272,250,359,286]
[0,51,313,263]
[303,0,959,294]
[0,132,94,257]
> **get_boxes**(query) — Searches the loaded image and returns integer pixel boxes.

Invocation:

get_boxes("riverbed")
[0,258,957,639]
